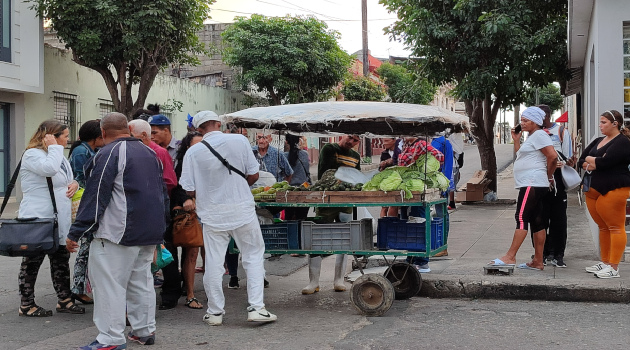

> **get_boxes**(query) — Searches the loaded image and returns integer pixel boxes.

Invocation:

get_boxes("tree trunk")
[268,88,281,106]
[465,96,501,194]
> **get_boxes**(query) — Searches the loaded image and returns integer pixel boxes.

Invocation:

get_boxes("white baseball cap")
[192,111,221,128]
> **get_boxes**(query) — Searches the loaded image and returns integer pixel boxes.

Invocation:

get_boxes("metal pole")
[362,0,369,77]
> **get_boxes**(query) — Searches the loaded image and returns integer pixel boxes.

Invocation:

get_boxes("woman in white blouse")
[17,120,84,317]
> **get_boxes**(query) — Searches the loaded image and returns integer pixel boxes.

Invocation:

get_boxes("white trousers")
[203,218,266,315]
[88,239,156,346]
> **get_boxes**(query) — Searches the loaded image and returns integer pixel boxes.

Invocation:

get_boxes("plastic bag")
[71,188,84,222]
[151,244,174,273]
[334,167,369,185]
[252,171,277,188]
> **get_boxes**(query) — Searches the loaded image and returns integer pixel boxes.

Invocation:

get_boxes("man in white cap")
[179,111,277,325]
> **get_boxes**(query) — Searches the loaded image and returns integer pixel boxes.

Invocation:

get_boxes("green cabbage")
[404,179,425,193]
[379,171,403,191]
[414,154,441,173]
[430,172,451,191]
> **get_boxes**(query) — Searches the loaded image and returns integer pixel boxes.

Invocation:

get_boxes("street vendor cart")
[224,101,469,316]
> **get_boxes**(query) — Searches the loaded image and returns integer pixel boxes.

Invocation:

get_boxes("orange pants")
[585,187,630,264]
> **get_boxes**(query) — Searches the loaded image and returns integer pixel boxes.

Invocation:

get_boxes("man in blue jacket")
[67,112,169,350]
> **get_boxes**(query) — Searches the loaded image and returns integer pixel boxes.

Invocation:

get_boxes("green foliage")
[524,83,564,112]
[376,62,436,104]
[380,0,569,105]
[341,75,386,101]
[30,0,213,117]
[221,15,352,105]
[380,0,569,192]
[160,99,184,113]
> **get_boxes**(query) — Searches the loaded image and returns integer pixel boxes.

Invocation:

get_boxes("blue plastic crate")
[376,217,444,251]
[260,221,300,250]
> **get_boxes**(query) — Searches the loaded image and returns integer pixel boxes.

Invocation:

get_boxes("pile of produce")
[308,169,363,191]
[361,154,450,199]
[251,181,292,201]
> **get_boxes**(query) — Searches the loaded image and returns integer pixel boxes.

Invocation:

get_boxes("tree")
[376,62,436,104]
[381,0,569,193]
[222,15,352,105]
[31,0,212,118]
[524,83,564,112]
[341,75,387,101]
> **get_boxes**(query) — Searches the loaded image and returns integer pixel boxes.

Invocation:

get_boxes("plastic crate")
[376,217,444,251]
[301,219,373,250]
[260,221,300,250]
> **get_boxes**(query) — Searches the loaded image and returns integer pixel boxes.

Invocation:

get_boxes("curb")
[419,275,630,303]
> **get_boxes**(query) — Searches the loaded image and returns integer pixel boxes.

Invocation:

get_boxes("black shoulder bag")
[201,140,248,180]
[0,158,59,257]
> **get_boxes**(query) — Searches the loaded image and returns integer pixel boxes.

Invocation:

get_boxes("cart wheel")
[384,262,422,300]
[350,273,394,317]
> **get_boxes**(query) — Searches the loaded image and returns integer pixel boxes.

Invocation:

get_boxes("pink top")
[149,141,177,195]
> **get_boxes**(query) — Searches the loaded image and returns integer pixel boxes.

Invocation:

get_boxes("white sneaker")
[247,307,277,322]
[415,264,431,273]
[595,267,620,279]
[585,262,608,273]
[203,313,223,326]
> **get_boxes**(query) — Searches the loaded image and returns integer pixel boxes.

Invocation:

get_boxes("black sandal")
[72,293,94,305]
[19,305,53,317]
[185,297,203,309]
[56,298,85,314]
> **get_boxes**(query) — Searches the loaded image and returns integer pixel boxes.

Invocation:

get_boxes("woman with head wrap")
[489,106,557,271]
[579,110,630,278]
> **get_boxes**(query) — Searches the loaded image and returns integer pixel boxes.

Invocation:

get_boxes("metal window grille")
[98,100,115,118]
[53,92,80,143]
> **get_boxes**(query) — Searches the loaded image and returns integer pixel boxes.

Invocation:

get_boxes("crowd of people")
[488,106,630,280]
[12,102,629,349]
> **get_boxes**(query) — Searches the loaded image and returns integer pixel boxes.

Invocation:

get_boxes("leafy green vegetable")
[414,154,440,173]
[431,172,451,191]
[379,171,403,191]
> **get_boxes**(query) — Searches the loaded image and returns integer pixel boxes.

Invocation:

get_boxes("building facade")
[567,0,630,146]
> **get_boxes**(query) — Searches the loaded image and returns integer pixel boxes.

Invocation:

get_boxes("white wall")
[0,0,44,93]
[22,45,248,144]
[580,0,630,144]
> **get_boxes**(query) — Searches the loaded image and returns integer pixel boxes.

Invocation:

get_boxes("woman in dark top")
[172,131,204,308]
[68,119,103,305]
[284,134,311,221]
[578,110,630,278]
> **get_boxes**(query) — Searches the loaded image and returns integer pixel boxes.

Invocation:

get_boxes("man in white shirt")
[179,111,277,326]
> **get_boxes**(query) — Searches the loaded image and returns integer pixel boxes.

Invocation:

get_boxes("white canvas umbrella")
[224,101,469,136]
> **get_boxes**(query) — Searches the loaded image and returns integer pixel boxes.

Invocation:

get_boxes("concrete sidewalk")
[416,164,630,302]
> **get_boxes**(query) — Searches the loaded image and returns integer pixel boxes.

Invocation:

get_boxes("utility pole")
[362,0,368,77]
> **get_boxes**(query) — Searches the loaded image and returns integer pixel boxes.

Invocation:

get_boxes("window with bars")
[98,100,115,118]
[53,92,79,144]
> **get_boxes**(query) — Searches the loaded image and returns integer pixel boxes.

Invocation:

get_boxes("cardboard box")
[455,170,490,202]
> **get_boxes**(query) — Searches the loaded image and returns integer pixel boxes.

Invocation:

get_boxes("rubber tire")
[384,262,422,300]
[350,273,395,317]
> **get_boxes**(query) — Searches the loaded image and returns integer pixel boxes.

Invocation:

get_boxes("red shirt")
[398,138,444,167]
[149,141,177,195]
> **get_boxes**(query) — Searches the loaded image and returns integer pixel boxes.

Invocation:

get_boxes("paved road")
[458,143,514,188]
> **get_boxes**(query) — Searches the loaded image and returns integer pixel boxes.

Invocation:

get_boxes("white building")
[0,1,248,198]
[567,0,630,147]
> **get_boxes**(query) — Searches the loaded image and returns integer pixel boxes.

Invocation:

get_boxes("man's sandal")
[56,298,86,314]
[185,298,203,309]
[19,305,53,317]
[72,293,94,305]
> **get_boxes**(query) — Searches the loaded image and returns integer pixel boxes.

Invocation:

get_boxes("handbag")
[0,158,59,257]
[581,164,592,192]
[171,206,203,248]
[556,151,581,190]
[151,244,174,273]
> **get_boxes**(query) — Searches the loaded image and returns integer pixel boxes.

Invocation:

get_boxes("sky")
[207,0,411,58]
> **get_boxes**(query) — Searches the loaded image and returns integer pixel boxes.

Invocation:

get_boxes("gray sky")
[207,0,411,58]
